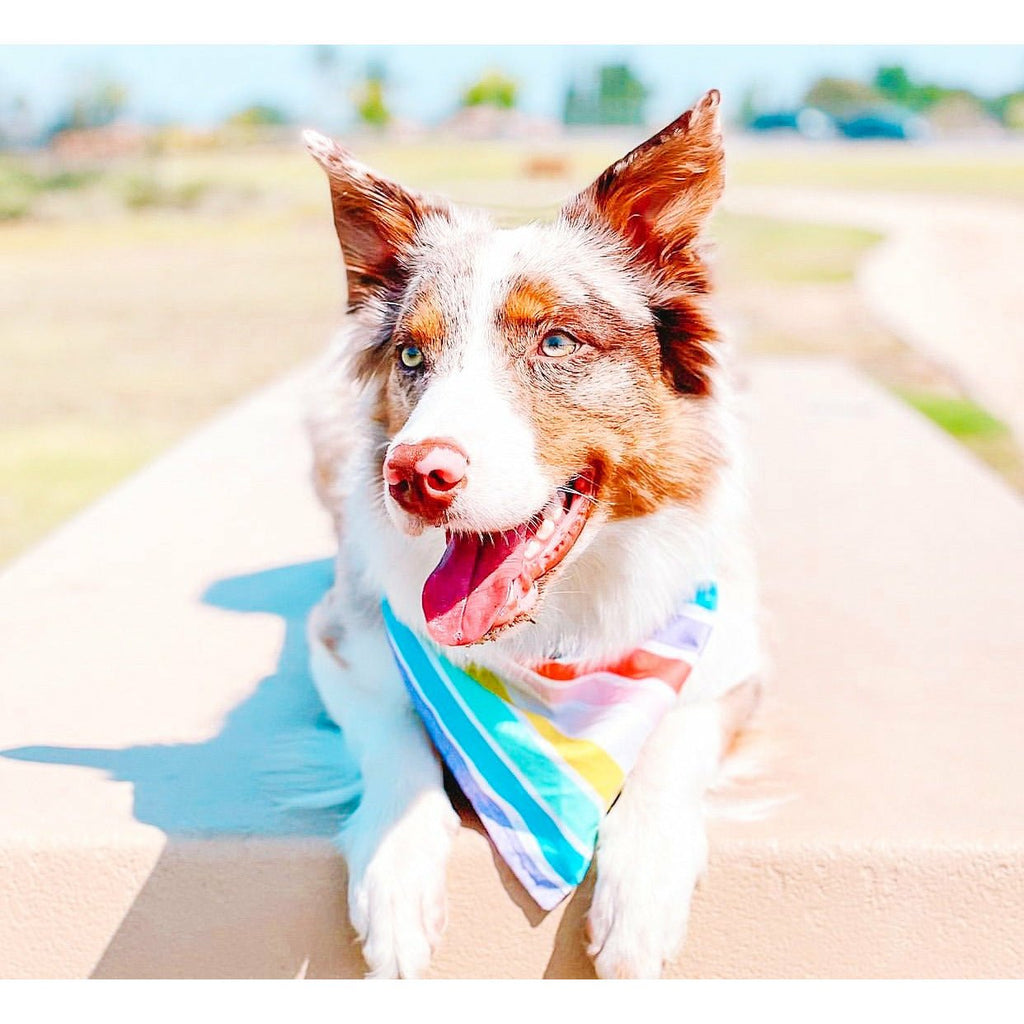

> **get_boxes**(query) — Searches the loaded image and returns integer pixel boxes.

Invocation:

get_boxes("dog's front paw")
[342,788,459,979]
[586,804,708,979]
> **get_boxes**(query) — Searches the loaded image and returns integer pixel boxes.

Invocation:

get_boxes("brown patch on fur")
[592,397,723,519]
[365,368,414,451]
[312,456,340,526]
[498,277,655,365]
[305,348,362,534]
[369,379,399,437]
[498,273,723,520]
[499,277,564,332]
[402,287,447,346]
[360,284,448,445]
[308,109,729,533]
[354,283,448,392]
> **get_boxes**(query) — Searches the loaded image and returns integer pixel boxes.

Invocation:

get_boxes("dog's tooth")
[524,539,541,559]
[536,518,555,541]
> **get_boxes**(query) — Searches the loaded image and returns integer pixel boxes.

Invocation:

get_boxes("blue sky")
[1,45,1022,131]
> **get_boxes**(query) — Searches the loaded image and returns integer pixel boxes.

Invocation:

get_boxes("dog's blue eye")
[400,345,424,369]
[539,333,579,359]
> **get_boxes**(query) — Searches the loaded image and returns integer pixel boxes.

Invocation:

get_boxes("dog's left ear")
[562,89,723,282]
[304,130,450,311]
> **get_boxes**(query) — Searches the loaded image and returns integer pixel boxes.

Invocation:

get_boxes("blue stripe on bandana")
[383,603,591,891]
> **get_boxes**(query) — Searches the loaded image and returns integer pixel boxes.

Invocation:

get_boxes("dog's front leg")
[308,593,458,979]
[587,697,726,979]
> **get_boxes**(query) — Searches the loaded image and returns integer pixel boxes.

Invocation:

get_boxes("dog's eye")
[399,345,424,369]
[539,333,579,359]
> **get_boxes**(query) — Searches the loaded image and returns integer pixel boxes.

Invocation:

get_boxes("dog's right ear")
[304,130,449,311]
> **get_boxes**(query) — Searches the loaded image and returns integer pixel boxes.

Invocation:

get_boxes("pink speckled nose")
[384,439,469,522]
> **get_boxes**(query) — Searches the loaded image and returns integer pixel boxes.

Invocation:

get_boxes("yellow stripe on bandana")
[467,664,625,806]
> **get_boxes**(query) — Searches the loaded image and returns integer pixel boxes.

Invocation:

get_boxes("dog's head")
[307,90,727,648]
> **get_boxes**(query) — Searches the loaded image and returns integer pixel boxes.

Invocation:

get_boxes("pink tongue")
[422,528,530,646]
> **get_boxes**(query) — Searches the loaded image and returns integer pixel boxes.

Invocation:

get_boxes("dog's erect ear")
[562,90,723,281]
[304,130,450,311]
[562,92,724,398]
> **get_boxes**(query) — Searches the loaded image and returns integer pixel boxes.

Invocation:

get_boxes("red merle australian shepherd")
[303,89,762,978]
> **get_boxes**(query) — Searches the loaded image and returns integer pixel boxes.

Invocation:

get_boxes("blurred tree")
[597,64,648,125]
[802,76,880,117]
[738,85,760,127]
[874,65,949,112]
[226,103,289,127]
[927,91,998,136]
[48,75,128,136]
[799,65,1019,135]
[993,91,1024,131]
[354,61,391,128]
[873,65,914,105]
[563,63,648,125]
[562,82,583,124]
[461,70,518,109]
[873,64,1010,133]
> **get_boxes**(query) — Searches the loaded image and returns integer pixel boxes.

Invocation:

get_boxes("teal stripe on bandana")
[382,602,593,890]
[416,648,603,850]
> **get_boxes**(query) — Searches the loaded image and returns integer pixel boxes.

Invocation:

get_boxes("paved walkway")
[723,186,1024,446]
[2,359,1022,977]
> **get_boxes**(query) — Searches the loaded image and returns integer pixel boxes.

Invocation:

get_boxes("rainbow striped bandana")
[381,583,717,910]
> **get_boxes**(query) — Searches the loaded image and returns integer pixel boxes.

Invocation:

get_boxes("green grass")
[0,423,169,563]
[0,206,342,564]
[115,172,211,211]
[896,391,1008,438]
[892,390,1023,489]
[729,151,1024,202]
[712,211,883,284]
[0,156,101,219]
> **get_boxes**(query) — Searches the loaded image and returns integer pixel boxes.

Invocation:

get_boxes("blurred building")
[49,123,150,160]
[438,105,560,140]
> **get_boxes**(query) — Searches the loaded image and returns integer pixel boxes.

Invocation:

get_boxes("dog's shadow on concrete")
[5,559,353,839]
[3,558,368,977]
[2,557,595,978]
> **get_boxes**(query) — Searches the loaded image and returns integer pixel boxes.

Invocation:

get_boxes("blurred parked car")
[838,108,930,140]
[747,107,835,139]
[746,104,930,141]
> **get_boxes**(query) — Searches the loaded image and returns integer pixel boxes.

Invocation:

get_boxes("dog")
[302,89,763,979]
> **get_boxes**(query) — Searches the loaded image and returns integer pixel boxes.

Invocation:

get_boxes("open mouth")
[421,471,599,646]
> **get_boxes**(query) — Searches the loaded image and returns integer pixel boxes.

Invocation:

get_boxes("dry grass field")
[1,137,1021,564]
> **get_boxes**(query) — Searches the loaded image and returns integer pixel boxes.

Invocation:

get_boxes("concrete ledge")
[2,358,1022,978]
